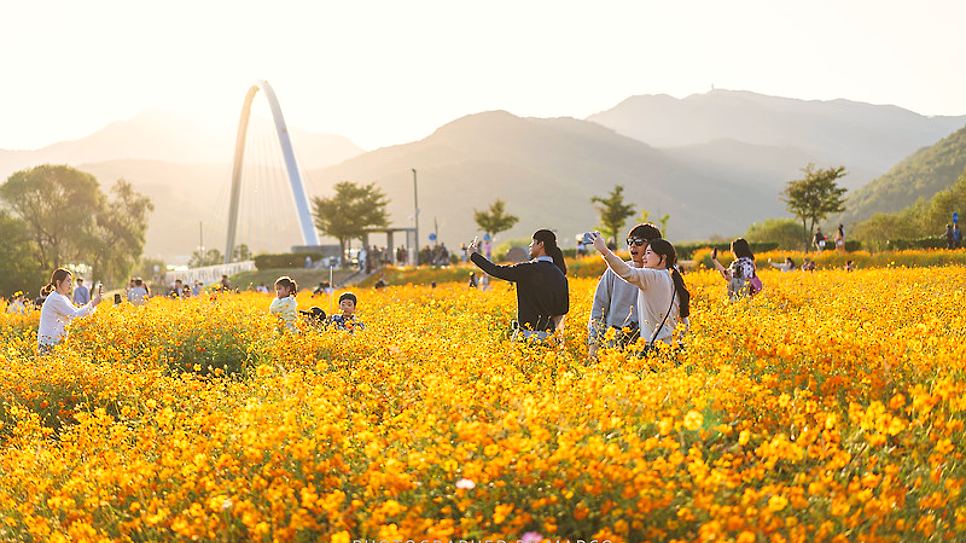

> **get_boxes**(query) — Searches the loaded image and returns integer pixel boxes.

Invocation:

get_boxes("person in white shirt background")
[38,268,102,355]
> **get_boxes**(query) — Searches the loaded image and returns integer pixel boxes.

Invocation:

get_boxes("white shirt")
[602,253,679,344]
[38,292,95,347]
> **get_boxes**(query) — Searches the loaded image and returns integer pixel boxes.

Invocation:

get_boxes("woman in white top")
[591,233,690,347]
[38,268,102,354]
[769,256,796,272]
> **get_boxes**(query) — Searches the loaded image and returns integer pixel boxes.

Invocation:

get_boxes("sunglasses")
[626,238,648,247]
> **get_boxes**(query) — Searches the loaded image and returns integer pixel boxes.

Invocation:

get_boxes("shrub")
[885,237,949,251]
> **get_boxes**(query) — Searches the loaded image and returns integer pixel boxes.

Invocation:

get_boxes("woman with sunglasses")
[588,223,661,357]
[590,232,690,351]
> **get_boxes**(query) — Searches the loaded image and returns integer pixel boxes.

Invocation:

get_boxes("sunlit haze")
[3,0,966,152]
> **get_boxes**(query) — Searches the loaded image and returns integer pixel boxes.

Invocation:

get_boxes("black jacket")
[471,253,569,331]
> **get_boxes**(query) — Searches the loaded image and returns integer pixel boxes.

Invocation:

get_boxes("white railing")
[163,260,256,286]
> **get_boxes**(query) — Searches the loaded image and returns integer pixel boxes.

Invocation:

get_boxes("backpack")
[748,260,763,296]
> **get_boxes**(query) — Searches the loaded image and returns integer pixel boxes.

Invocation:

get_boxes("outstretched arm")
[51,293,97,319]
[467,237,525,282]
[710,251,731,281]
[469,252,525,282]
[591,233,648,289]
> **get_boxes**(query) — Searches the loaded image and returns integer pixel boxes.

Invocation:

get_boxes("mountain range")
[306,111,787,249]
[1,90,963,263]
[588,89,966,189]
[0,109,362,176]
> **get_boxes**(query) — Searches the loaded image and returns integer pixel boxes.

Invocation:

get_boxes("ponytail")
[647,239,691,318]
[41,268,72,297]
[549,245,566,275]
[670,267,691,318]
[533,229,567,275]
[274,275,298,295]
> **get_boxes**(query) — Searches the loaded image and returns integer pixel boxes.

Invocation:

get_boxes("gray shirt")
[588,262,640,343]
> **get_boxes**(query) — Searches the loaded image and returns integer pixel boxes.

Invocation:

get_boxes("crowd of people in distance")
[21,266,371,355]
[21,217,900,358]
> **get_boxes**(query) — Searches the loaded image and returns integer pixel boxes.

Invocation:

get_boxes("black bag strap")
[646,281,676,348]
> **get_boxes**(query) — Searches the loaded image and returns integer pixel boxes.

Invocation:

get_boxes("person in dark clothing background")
[468,229,569,342]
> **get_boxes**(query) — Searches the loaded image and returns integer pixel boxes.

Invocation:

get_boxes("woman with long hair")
[468,229,569,342]
[38,268,102,354]
[711,238,759,300]
[591,233,690,348]
[588,223,660,356]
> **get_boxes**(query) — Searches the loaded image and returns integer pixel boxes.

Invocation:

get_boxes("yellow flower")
[684,410,703,431]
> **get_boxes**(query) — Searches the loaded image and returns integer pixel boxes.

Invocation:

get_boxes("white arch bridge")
[223,80,319,264]
[220,80,418,267]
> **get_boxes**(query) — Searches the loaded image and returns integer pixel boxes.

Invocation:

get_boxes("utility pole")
[199,221,205,255]
[412,168,419,265]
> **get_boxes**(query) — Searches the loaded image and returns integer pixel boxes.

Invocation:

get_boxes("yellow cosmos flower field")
[0,267,964,542]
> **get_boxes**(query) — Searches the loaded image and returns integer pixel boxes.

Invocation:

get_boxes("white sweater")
[602,252,679,344]
[38,292,95,347]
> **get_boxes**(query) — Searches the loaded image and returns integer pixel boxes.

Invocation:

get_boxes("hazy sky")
[3,0,965,151]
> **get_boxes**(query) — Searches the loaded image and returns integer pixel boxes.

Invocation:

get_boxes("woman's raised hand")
[591,232,608,253]
[467,237,480,254]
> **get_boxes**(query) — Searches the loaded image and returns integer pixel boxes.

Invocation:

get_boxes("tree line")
[310,163,852,262]
[0,160,867,298]
[0,165,152,297]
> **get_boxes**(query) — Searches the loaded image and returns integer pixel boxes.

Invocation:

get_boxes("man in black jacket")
[468,229,569,341]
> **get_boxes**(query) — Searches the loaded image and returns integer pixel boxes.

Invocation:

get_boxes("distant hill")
[588,89,966,189]
[661,138,877,191]
[838,123,966,225]
[306,110,790,248]
[12,91,965,264]
[0,109,363,180]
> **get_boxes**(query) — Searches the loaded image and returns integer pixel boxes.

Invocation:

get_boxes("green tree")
[591,185,636,245]
[920,171,966,235]
[473,199,519,239]
[850,211,921,251]
[232,243,252,261]
[312,181,390,256]
[850,168,966,249]
[0,211,44,297]
[89,179,154,285]
[0,164,102,269]
[1,165,152,288]
[637,209,670,238]
[744,218,804,250]
[781,164,848,252]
